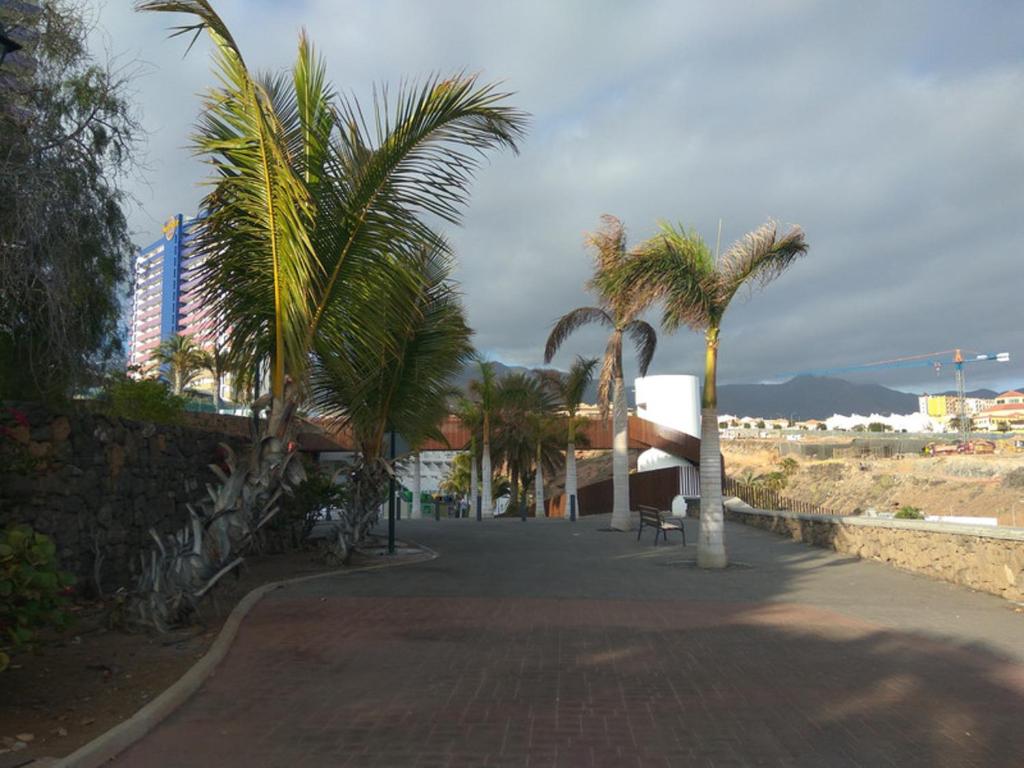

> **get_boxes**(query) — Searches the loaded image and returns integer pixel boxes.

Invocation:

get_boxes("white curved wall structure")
[635,374,701,473]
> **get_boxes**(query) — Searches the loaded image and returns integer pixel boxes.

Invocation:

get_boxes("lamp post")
[0,25,21,68]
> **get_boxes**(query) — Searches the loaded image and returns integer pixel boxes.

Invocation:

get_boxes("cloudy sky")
[92,1,1023,394]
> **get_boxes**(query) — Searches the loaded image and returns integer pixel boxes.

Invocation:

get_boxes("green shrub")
[778,457,799,477]
[0,524,75,672]
[273,470,347,550]
[894,505,924,519]
[101,374,186,424]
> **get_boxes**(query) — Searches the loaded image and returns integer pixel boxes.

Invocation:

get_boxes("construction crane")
[776,349,1010,444]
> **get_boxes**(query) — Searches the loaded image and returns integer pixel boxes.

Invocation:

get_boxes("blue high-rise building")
[127,214,214,371]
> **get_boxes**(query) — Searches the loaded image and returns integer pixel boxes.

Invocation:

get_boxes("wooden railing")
[722,477,836,517]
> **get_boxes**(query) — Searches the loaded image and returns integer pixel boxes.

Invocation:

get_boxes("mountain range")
[453,363,1014,421]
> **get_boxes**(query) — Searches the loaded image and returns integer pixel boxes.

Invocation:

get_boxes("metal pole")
[570,494,576,522]
[387,429,396,555]
[476,492,482,522]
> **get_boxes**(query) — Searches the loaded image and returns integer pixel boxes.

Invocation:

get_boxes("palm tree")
[454,396,482,517]
[199,345,231,411]
[311,240,474,549]
[609,220,808,567]
[151,334,204,395]
[492,372,561,517]
[468,359,499,517]
[133,0,525,626]
[528,408,565,518]
[544,216,657,531]
[549,356,598,520]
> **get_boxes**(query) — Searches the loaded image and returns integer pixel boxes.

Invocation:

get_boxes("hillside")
[722,439,1024,526]
[451,365,1012,421]
[717,375,918,420]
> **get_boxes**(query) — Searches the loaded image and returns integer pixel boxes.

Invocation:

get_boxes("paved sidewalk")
[111,516,1024,767]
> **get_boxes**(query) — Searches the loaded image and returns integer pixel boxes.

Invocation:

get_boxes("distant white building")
[394,450,460,494]
[825,412,942,432]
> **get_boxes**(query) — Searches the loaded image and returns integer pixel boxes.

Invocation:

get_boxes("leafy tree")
[605,219,807,567]
[867,422,890,433]
[0,0,138,401]
[544,216,657,531]
[547,356,598,519]
[101,372,186,424]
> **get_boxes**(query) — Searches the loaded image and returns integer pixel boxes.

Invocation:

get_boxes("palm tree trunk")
[698,325,727,568]
[412,451,422,519]
[610,374,631,530]
[534,444,544,518]
[565,439,577,520]
[213,371,223,412]
[469,437,478,517]
[510,464,519,513]
[482,422,493,517]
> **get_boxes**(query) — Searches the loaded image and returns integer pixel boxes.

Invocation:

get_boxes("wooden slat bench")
[636,504,686,546]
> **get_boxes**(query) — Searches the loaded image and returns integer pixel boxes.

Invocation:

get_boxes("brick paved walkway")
[111,517,1024,767]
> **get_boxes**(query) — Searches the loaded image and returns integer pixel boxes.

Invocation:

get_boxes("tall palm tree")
[468,359,499,517]
[549,356,598,520]
[544,216,657,531]
[133,0,525,626]
[609,220,808,567]
[151,334,204,395]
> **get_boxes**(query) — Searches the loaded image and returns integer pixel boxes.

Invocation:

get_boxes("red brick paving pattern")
[112,596,1024,767]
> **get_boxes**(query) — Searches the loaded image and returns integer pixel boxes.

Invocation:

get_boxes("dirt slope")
[723,439,1024,526]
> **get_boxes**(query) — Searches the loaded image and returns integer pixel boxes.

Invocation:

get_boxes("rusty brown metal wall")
[546,465,683,518]
[317,413,702,464]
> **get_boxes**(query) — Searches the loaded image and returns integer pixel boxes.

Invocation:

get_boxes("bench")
[636,504,686,546]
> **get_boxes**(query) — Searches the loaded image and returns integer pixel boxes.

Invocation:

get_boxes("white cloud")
[91,0,1024,391]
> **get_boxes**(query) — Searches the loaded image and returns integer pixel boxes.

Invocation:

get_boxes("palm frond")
[310,239,472,458]
[141,1,319,399]
[308,74,529,340]
[625,320,657,377]
[585,214,628,275]
[596,329,622,416]
[543,306,612,363]
[612,223,717,332]
[717,221,809,307]
[560,355,598,414]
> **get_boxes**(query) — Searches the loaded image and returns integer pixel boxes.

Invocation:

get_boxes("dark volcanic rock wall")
[0,403,245,593]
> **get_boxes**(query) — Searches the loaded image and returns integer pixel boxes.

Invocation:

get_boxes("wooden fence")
[722,477,835,516]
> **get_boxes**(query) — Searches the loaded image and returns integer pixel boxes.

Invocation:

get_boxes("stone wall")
[724,502,1024,602]
[1,403,246,593]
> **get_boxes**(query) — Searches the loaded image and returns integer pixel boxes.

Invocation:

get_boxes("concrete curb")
[53,547,437,768]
